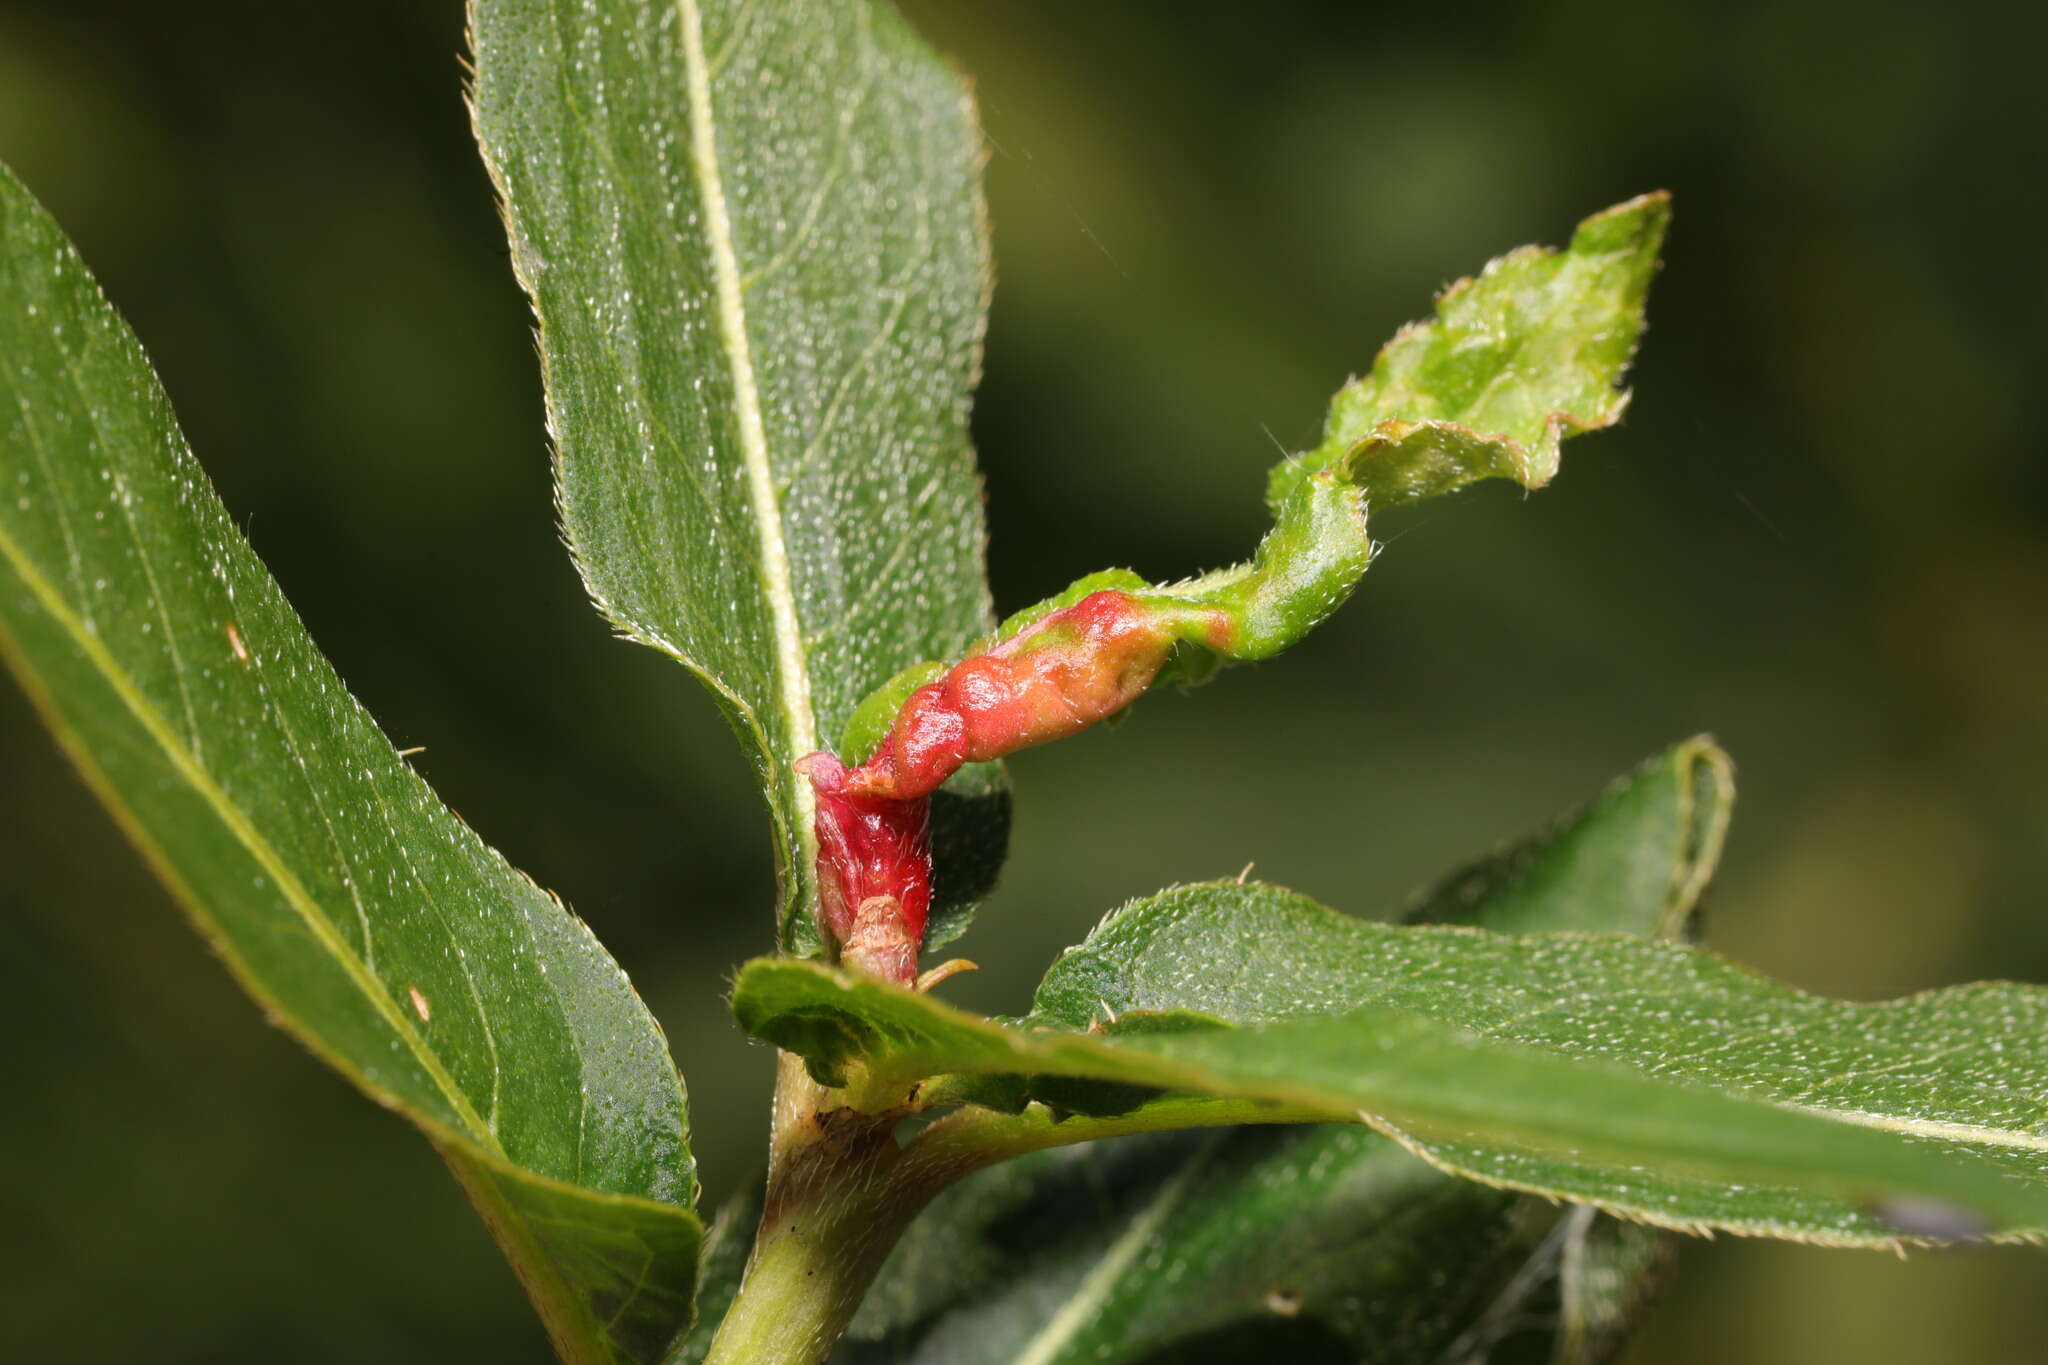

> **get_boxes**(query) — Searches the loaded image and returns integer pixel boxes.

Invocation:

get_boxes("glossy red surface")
[845,591,1175,800]
[799,753,933,983]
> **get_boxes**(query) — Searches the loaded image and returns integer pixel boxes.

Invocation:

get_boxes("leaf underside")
[469,0,1003,955]
[851,1126,1560,1365]
[0,164,699,1365]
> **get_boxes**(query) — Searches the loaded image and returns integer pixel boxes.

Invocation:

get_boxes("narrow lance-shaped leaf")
[827,740,1728,1364]
[735,881,2048,1245]
[1394,741,1719,1362]
[0,165,699,1365]
[467,0,1002,953]
[1034,888,2048,1244]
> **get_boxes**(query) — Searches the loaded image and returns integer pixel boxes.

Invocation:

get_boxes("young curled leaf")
[820,195,1670,811]
[1274,190,1671,512]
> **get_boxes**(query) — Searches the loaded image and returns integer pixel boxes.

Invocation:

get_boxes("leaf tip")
[1574,189,1674,256]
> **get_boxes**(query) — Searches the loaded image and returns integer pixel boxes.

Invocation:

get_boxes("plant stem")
[703,1059,1334,1364]
[700,1054,937,1365]
[699,1177,905,1365]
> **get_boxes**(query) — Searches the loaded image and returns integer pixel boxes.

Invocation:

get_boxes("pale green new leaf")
[0,165,699,1365]
[832,195,1667,792]
[1272,192,1667,512]
[823,740,1726,1363]
[735,887,2048,1245]
[468,0,1000,951]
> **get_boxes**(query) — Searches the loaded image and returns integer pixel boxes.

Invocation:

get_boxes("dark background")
[4,1,2046,1360]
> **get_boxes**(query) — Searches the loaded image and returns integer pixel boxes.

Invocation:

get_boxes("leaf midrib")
[0,514,502,1153]
[761,960,2048,1163]
[1782,1106,2048,1156]
[676,0,821,902]
[1011,1133,1224,1365]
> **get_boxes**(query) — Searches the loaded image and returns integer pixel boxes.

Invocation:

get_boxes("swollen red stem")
[842,590,1191,801]
[798,752,932,985]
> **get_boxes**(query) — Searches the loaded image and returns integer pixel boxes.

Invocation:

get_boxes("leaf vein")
[0,515,502,1152]
[677,0,820,880]
[738,6,877,295]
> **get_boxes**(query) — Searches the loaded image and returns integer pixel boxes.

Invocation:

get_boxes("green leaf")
[666,1183,766,1365]
[0,164,698,1364]
[1397,739,1727,1358]
[925,759,1011,951]
[468,0,1000,952]
[1274,191,1668,512]
[828,197,1665,811]
[1408,734,1729,939]
[736,886,2048,1244]
[1032,886,2048,1243]
[824,740,1727,1362]
[841,1125,1556,1365]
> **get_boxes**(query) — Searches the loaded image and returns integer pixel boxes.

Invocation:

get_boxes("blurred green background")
[4,0,2046,1360]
